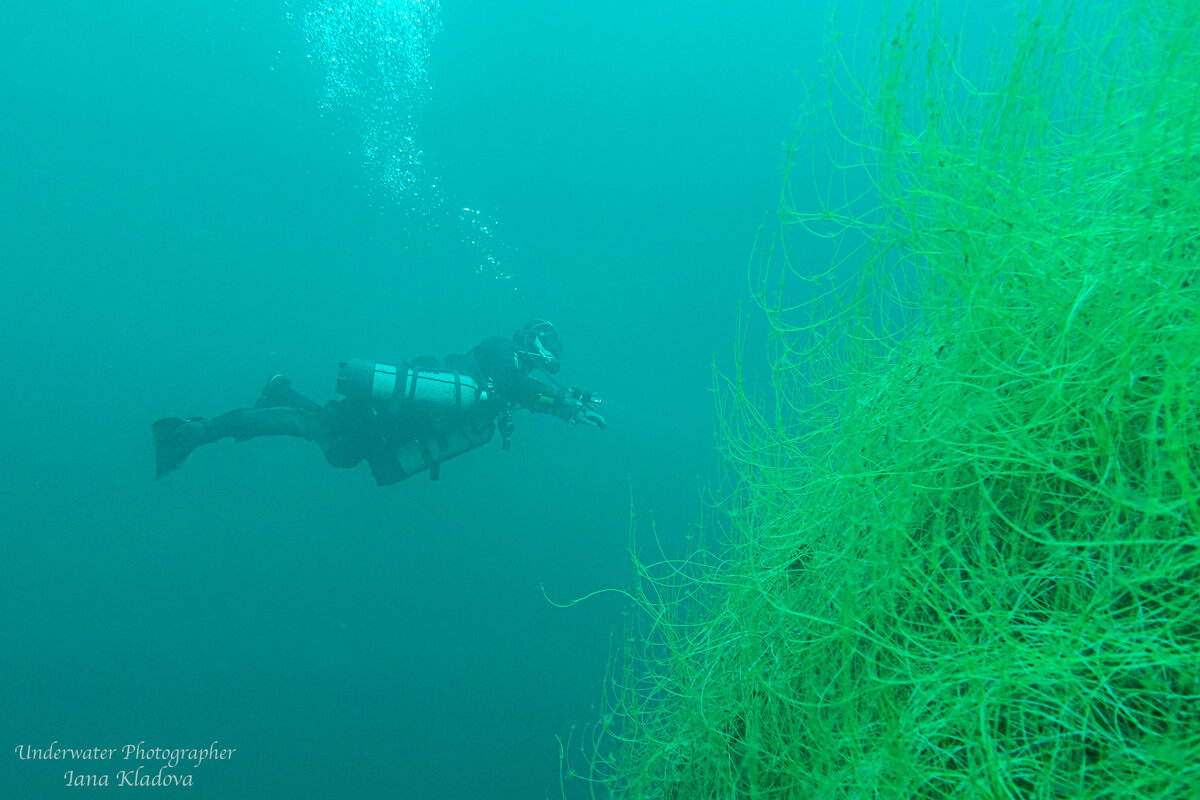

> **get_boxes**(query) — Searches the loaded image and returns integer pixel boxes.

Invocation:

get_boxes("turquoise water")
[0,1,1000,797]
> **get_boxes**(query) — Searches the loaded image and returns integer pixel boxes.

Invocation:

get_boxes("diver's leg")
[152,407,332,478]
[208,407,331,441]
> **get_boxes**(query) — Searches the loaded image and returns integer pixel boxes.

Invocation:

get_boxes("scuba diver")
[151,320,607,485]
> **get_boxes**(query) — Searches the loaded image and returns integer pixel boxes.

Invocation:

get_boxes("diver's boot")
[255,374,292,408]
[255,374,322,412]
[151,417,217,478]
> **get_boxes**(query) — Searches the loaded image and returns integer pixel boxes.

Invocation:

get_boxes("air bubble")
[287,0,442,199]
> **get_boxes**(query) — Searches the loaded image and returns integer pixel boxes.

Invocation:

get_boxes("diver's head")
[513,319,563,374]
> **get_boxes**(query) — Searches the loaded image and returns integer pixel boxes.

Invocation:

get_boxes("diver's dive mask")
[514,320,563,374]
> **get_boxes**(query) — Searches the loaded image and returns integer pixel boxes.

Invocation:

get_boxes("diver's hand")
[576,407,607,430]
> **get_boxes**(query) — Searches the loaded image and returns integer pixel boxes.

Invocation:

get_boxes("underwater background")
[0,1,1119,798]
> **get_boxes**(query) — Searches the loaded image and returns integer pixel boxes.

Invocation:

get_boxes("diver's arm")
[476,336,606,429]
[525,381,606,429]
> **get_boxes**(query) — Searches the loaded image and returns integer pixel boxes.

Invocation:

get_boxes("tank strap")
[418,439,440,480]
[405,364,419,402]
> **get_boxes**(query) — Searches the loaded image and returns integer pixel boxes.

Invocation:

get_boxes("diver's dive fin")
[151,417,205,479]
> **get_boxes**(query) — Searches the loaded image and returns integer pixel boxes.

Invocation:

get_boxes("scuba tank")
[387,415,497,483]
[337,357,498,482]
[336,358,490,417]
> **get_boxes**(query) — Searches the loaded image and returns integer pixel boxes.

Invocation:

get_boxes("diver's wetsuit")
[154,336,571,485]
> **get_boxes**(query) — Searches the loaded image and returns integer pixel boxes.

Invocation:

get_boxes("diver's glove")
[576,407,607,430]
[556,386,607,430]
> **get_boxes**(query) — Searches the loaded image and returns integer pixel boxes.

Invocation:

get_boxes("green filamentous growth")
[577,1,1200,797]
